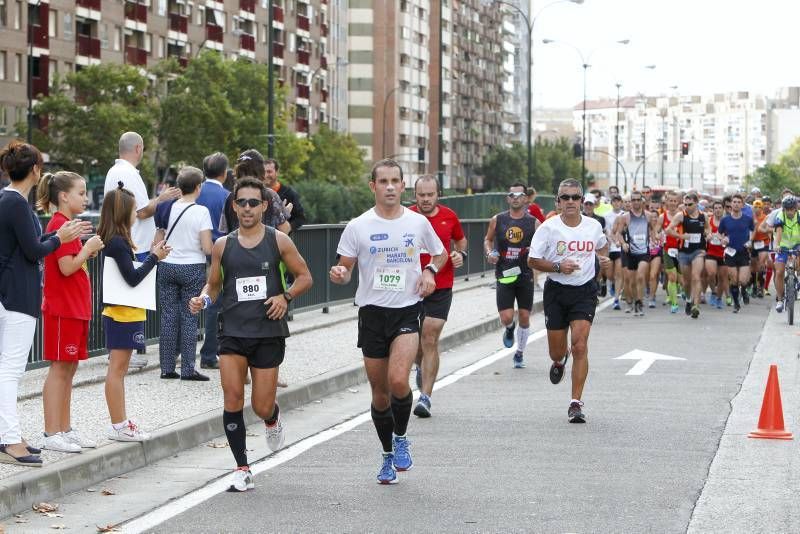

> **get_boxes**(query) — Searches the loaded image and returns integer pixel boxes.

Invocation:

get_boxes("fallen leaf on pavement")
[33,503,59,514]
[207,442,228,448]
[44,512,64,518]
[101,489,116,496]
[96,524,121,533]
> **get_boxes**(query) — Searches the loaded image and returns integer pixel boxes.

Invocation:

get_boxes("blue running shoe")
[414,366,422,390]
[613,299,621,310]
[377,453,398,484]
[392,435,413,471]
[513,351,525,368]
[413,394,431,418]
[502,322,515,348]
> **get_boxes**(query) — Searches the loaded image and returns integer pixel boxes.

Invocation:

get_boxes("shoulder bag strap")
[164,203,196,243]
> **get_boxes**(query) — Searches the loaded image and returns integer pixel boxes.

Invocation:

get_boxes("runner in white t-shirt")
[330,159,446,485]
[603,194,623,309]
[529,178,609,424]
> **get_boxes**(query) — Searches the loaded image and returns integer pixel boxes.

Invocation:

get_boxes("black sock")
[223,410,248,468]
[264,403,279,426]
[391,391,414,437]
[371,405,394,453]
[731,285,739,305]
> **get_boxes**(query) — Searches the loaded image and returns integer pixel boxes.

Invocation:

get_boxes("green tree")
[293,180,374,223]
[304,125,367,185]
[478,142,527,190]
[532,137,582,195]
[25,64,156,179]
[745,163,799,197]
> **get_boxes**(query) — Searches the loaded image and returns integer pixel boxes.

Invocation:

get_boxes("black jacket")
[274,183,306,232]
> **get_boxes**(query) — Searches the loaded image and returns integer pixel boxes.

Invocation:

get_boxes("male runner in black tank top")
[189,178,312,492]
[666,192,709,318]
[483,182,539,368]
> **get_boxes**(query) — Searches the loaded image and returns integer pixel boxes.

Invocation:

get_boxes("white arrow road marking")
[614,349,686,376]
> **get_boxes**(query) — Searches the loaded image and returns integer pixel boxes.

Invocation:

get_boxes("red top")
[42,212,92,320]
[527,203,545,223]
[662,210,682,251]
[409,204,465,289]
[707,216,724,258]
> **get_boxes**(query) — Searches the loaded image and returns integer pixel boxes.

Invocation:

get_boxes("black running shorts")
[626,253,650,270]
[724,249,751,268]
[543,279,599,330]
[706,255,723,266]
[609,251,622,262]
[218,336,286,369]
[422,287,453,321]
[358,302,422,358]
[495,274,534,312]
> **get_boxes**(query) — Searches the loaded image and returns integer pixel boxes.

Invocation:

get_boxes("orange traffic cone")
[748,364,793,440]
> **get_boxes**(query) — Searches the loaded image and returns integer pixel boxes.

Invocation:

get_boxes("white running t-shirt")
[604,210,621,252]
[530,214,608,286]
[337,207,445,308]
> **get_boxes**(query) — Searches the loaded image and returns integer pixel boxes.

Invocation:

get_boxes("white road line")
[125,297,613,533]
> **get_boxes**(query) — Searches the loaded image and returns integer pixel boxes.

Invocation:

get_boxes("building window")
[0,0,6,28]
[157,36,164,58]
[0,107,6,134]
[63,13,73,39]
[14,0,21,30]
[114,26,121,51]
[100,23,109,49]
[48,9,57,38]
[14,53,21,82]
[0,51,5,80]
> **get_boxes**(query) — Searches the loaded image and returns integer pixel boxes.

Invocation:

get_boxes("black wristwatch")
[458,250,467,259]
[424,264,439,275]
[553,262,561,273]
[283,291,293,303]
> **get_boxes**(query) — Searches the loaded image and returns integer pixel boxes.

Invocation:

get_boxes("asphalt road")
[144,297,769,534]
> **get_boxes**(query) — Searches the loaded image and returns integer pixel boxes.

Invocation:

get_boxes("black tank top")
[494,211,536,279]
[219,227,289,338]
[681,211,706,252]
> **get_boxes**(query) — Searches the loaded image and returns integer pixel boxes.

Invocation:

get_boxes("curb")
[0,296,527,520]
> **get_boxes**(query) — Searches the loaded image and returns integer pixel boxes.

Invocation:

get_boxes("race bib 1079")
[373,267,406,291]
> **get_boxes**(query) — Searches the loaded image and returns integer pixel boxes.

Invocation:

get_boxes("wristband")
[201,294,211,310]
[458,250,467,259]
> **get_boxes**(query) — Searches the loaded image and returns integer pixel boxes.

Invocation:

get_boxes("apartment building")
[0,0,338,146]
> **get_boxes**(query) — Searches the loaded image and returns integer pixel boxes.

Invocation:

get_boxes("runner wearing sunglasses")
[483,182,540,368]
[666,192,709,318]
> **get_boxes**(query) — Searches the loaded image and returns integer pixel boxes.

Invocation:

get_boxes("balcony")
[76,0,101,9]
[169,13,188,34]
[295,118,309,132]
[76,34,101,58]
[297,14,310,31]
[297,49,310,65]
[321,23,328,37]
[320,56,327,70]
[240,34,255,51]
[272,41,284,58]
[272,4,284,23]
[124,1,148,24]
[297,84,310,99]
[205,24,223,43]
[125,46,147,66]
[29,25,49,49]
[240,0,256,13]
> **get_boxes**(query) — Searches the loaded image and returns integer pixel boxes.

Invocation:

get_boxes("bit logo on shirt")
[505,226,524,244]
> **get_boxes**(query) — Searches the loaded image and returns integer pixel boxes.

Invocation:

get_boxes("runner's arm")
[611,214,627,249]
[665,212,685,240]
[202,237,226,302]
[483,216,497,255]
[330,255,356,285]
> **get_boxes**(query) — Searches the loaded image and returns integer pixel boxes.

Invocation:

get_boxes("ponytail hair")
[97,183,137,251]
[36,171,84,212]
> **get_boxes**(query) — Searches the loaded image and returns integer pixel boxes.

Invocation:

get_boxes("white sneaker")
[129,354,148,368]
[63,429,97,448]
[265,415,285,452]
[108,420,150,442]
[42,433,82,453]
[228,468,254,492]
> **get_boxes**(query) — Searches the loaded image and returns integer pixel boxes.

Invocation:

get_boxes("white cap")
[583,193,597,204]
[750,187,761,194]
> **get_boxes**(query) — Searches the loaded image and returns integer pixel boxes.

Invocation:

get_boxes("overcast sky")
[529,0,800,109]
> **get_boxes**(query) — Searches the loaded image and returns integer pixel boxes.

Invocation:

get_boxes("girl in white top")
[154,167,213,381]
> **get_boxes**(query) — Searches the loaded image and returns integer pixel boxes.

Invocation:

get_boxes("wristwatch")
[283,291,293,303]
[553,262,561,273]
[424,264,439,275]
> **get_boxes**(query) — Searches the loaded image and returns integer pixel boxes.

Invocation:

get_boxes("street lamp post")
[480,0,583,188]
[615,82,621,189]
[27,0,43,144]
[266,3,275,158]
[542,38,630,189]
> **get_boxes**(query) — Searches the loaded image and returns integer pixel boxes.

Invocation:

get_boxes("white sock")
[516,326,529,351]
[112,420,128,430]
[571,398,583,405]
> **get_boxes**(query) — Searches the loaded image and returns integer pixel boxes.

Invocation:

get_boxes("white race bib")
[725,247,737,257]
[502,266,522,278]
[668,248,678,258]
[633,233,647,245]
[373,266,406,291]
[236,276,267,302]
[753,240,765,250]
[686,233,701,244]
[710,235,722,246]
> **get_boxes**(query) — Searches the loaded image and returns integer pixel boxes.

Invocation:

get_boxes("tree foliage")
[478,138,582,194]
[304,125,367,185]
[293,180,374,224]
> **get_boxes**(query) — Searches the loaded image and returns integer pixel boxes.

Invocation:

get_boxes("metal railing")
[26,219,493,369]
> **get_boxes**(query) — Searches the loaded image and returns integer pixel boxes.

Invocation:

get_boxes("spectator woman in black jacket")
[0,141,89,467]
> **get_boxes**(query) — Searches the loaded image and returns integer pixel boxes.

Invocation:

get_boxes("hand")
[283,199,293,216]
[150,240,172,261]
[416,269,436,297]
[486,251,499,265]
[450,250,464,269]
[157,186,181,203]
[56,219,92,244]
[264,294,288,320]
[597,255,611,268]
[559,259,580,275]
[329,265,349,284]
[82,235,104,254]
[188,295,205,315]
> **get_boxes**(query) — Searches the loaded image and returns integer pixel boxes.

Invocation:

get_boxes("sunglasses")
[631,197,643,202]
[684,202,695,207]
[559,194,582,201]
[234,198,264,208]
[508,192,526,198]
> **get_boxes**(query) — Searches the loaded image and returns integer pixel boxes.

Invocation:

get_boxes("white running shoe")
[129,354,148,369]
[108,420,150,442]
[265,415,285,452]
[228,468,254,492]
[42,433,82,453]
[63,429,97,448]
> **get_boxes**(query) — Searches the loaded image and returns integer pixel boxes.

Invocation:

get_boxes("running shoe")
[265,415,285,452]
[625,302,633,314]
[648,299,656,309]
[715,297,723,310]
[228,467,255,492]
[129,354,148,369]
[757,288,765,299]
[414,366,422,390]
[513,351,525,369]
[610,284,616,297]
[685,302,692,316]
[765,289,771,296]
[502,322,516,348]
[776,301,784,313]
[42,433,82,453]
[670,304,679,314]
[108,420,150,442]
[700,294,706,304]
[549,352,570,384]
[377,453,398,485]
[742,290,750,305]
[613,299,621,310]
[726,296,732,306]
[733,303,741,314]
[413,394,431,418]
[62,429,97,449]
[599,283,607,297]
[392,435,413,471]
[691,305,700,319]
[568,401,586,423]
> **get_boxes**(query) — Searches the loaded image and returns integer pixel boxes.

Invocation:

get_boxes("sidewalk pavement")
[687,307,799,533]
[1,273,545,518]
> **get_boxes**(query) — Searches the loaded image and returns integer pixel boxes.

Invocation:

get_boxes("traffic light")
[681,142,689,156]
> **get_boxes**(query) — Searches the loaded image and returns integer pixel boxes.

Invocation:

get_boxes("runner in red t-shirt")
[526,187,546,223]
[38,171,105,453]
[408,176,466,418]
